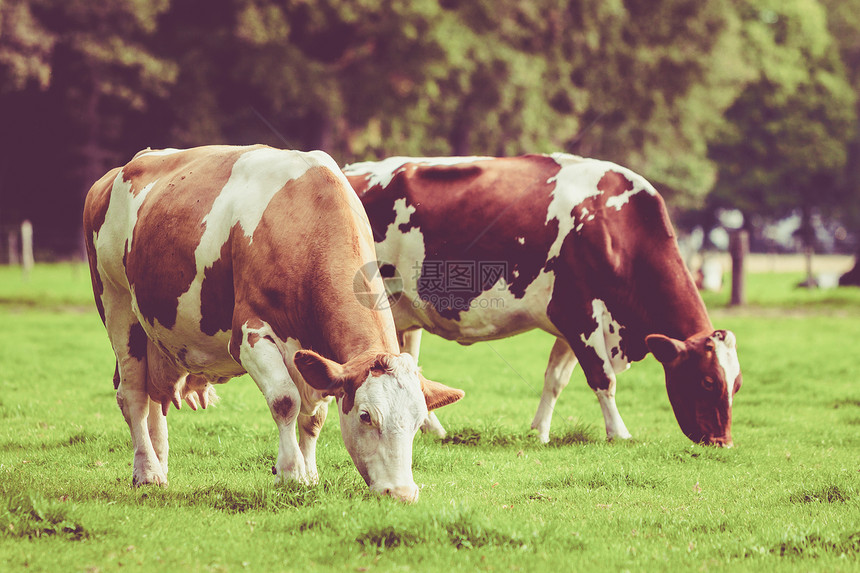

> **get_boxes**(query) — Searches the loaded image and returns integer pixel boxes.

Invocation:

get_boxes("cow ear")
[293,350,345,395]
[646,334,686,365]
[420,374,465,411]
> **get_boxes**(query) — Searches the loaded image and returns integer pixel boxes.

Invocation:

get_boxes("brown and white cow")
[344,154,741,446]
[83,145,463,501]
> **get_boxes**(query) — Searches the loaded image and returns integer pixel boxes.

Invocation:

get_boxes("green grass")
[1,264,858,572]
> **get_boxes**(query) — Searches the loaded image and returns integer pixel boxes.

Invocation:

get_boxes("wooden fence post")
[7,228,20,265]
[729,229,748,306]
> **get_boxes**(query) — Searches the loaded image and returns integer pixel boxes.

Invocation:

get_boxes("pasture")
[1,263,858,572]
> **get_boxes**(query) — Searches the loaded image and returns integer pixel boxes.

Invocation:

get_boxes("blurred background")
[1,0,859,285]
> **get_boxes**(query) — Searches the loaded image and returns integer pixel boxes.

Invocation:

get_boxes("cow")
[343,154,741,446]
[83,145,464,502]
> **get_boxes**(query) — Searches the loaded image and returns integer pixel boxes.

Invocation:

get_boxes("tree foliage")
[708,0,856,234]
[0,0,857,257]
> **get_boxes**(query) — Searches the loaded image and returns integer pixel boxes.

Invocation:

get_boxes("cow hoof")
[272,467,313,486]
[132,473,168,487]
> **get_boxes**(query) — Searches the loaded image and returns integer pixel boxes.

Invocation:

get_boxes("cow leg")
[595,384,631,440]
[551,297,632,442]
[400,329,446,438]
[147,398,169,476]
[98,278,167,486]
[298,401,329,485]
[105,314,166,487]
[115,357,167,486]
[531,338,578,443]
[234,320,309,483]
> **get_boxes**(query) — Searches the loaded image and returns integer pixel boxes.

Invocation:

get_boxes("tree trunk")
[729,229,748,306]
[797,204,817,288]
[449,99,473,156]
[78,72,103,262]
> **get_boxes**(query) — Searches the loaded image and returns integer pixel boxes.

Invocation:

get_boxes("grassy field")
[1,263,858,572]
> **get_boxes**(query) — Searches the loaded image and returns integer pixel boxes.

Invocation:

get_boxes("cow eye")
[701,377,716,392]
[359,411,372,425]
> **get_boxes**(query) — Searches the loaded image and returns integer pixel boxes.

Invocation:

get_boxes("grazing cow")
[83,145,464,502]
[344,154,741,446]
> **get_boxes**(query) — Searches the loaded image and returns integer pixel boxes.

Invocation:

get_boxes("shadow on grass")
[0,490,91,541]
[355,506,537,552]
[441,423,600,448]
[739,531,860,559]
[126,475,374,513]
[788,483,854,504]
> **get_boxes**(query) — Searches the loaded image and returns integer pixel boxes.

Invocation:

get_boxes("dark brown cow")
[84,146,463,501]
[344,154,741,446]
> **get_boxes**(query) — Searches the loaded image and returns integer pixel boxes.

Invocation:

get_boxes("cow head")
[293,349,464,502]
[646,330,741,446]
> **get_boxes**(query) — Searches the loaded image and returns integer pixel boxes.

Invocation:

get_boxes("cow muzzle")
[704,435,733,448]
[373,483,420,503]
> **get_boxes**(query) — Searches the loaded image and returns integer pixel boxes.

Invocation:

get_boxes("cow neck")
[631,247,714,342]
[304,264,400,366]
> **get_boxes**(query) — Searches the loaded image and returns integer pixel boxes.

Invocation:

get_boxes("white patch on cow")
[134,147,185,158]
[413,270,560,342]
[545,155,600,261]
[516,236,525,244]
[595,388,632,440]
[170,149,339,348]
[95,174,157,285]
[372,195,428,332]
[208,147,325,244]
[392,197,416,228]
[605,183,652,210]
[545,153,660,261]
[344,156,491,190]
[338,353,425,501]
[713,331,740,406]
[580,299,630,378]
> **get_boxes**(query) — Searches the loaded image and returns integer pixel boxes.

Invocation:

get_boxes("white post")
[21,220,34,281]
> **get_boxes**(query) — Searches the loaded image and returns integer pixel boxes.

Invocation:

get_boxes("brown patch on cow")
[127,322,148,361]
[545,169,711,388]
[84,167,120,235]
[246,332,274,348]
[112,362,120,389]
[369,355,392,377]
[199,232,235,336]
[597,170,634,196]
[245,317,265,330]
[271,396,297,421]
[229,329,243,366]
[341,389,356,415]
[231,165,399,364]
[350,156,562,320]
[299,409,327,439]
[125,147,250,330]
[85,247,106,324]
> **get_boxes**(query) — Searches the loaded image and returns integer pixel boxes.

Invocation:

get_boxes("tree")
[708,0,856,264]
[536,0,749,209]
[0,0,176,257]
[818,0,860,284]
[0,0,54,93]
